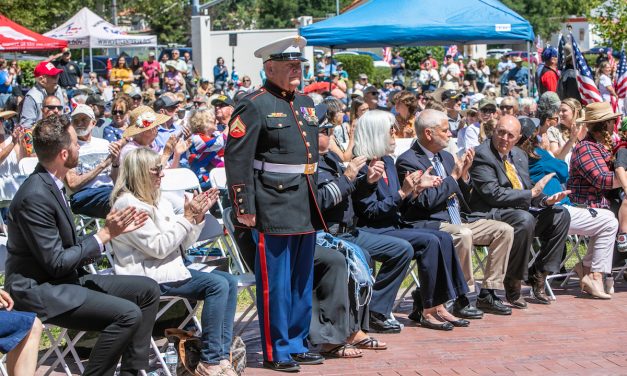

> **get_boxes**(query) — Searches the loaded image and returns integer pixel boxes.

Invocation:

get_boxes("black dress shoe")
[476,293,512,315]
[419,315,453,331]
[450,297,484,319]
[530,271,551,305]
[263,360,301,372]
[408,289,423,322]
[291,352,324,365]
[368,311,401,333]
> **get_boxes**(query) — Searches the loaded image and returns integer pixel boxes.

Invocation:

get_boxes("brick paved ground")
[36,282,627,375]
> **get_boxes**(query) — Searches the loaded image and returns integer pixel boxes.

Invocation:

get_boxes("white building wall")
[549,18,603,51]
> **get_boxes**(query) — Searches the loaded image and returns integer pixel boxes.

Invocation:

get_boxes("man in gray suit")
[5,115,160,376]
[469,115,570,308]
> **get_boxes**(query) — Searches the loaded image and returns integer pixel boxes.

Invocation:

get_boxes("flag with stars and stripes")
[382,47,392,64]
[445,45,458,59]
[615,50,627,99]
[570,33,602,104]
[557,34,565,70]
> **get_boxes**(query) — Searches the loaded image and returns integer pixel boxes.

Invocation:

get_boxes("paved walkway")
[243,283,627,376]
[36,282,627,375]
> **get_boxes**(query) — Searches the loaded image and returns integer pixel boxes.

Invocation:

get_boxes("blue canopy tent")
[300,0,535,93]
[299,0,534,47]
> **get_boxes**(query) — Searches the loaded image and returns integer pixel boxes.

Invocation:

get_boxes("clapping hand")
[163,135,178,158]
[531,173,555,198]
[415,167,443,192]
[344,156,367,181]
[184,190,214,224]
[100,206,149,242]
[0,289,14,311]
[460,148,475,180]
[367,158,385,184]
[545,190,571,206]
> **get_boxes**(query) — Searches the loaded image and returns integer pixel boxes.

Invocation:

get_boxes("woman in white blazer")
[110,147,238,376]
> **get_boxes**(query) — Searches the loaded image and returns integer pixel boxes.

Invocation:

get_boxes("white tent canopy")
[44,7,157,49]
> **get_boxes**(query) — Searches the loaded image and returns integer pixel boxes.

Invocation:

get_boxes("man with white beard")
[64,104,124,218]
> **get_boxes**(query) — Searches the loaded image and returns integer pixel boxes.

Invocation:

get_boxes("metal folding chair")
[221,208,258,336]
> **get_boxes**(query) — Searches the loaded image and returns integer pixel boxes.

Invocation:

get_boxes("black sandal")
[320,343,363,358]
[352,337,387,350]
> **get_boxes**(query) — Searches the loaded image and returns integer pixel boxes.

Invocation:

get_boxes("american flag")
[570,33,603,104]
[382,47,392,63]
[608,48,616,72]
[616,49,627,98]
[445,45,458,58]
[557,35,565,70]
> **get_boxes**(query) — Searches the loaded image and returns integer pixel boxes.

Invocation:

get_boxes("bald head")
[492,115,522,155]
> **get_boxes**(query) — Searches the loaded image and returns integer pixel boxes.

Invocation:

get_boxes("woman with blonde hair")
[394,91,419,138]
[110,148,239,376]
[546,98,585,162]
[596,61,617,103]
[187,108,227,189]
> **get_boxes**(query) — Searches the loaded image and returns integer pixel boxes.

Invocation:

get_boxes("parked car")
[334,50,390,68]
[584,46,621,58]
[505,51,537,65]
[486,48,512,59]
[158,47,192,62]
[79,56,112,79]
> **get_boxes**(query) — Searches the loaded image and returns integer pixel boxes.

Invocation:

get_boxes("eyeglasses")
[495,128,518,140]
[43,105,63,111]
[165,105,178,112]
[112,110,125,115]
[149,164,164,175]
[242,79,251,82]
[481,109,496,115]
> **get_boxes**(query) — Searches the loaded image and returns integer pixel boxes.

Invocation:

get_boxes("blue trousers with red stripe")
[252,231,316,362]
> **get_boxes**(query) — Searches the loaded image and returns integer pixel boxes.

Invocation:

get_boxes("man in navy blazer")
[5,115,160,375]
[469,115,570,307]
[396,109,514,316]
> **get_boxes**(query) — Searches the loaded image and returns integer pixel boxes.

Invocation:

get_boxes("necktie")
[503,156,522,190]
[432,155,463,225]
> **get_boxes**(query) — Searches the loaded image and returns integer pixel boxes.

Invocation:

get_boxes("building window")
[579,29,585,43]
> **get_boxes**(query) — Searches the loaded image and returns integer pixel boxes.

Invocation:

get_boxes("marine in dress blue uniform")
[224,36,326,372]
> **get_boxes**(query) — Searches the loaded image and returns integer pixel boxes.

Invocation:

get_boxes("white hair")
[415,109,448,142]
[353,110,395,159]
[308,93,323,105]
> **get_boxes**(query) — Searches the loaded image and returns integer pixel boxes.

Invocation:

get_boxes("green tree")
[2,0,99,33]
[500,0,602,40]
[590,0,627,51]
[399,47,444,72]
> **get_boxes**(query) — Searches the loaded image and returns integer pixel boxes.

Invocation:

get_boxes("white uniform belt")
[253,160,317,175]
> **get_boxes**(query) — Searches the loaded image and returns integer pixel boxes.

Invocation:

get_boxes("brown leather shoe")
[531,271,551,305]
[504,277,527,309]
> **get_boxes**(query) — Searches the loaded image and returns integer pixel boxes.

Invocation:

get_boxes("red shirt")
[142,61,161,84]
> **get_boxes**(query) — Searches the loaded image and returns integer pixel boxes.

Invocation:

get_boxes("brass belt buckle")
[304,163,316,175]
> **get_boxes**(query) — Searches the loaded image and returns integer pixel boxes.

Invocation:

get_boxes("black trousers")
[309,245,370,346]
[494,206,570,281]
[46,274,160,376]
[363,226,468,308]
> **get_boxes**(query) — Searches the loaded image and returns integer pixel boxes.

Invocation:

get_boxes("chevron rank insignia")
[230,116,246,138]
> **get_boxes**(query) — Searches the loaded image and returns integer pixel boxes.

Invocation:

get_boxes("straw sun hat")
[576,102,620,124]
[123,105,170,138]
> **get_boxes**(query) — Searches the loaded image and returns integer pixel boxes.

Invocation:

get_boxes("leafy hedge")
[333,54,374,83]
[18,60,37,88]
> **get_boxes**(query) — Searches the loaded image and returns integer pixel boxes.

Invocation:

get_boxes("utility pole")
[336,0,340,15]
[112,0,118,25]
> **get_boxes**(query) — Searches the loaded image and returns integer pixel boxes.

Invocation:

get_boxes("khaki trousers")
[439,219,513,291]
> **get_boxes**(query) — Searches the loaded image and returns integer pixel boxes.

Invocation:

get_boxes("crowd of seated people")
[3,52,627,376]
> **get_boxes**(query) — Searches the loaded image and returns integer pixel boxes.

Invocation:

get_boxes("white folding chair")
[472,245,489,276]
[392,259,420,312]
[221,208,258,336]
[18,157,38,176]
[160,168,202,216]
[209,167,228,221]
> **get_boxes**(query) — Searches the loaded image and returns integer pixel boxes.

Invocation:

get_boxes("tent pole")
[329,47,334,92]
[526,41,532,97]
[90,47,94,75]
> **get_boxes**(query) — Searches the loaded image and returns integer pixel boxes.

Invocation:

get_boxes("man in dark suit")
[4,115,160,376]
[469,115,570,307]
[396,109,514,316]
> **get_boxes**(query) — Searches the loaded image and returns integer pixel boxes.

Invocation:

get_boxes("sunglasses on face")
[243,79,251,82]
[112,110,125,115]
[481,109,496,115]
[150,164,164,175]
[43,105,63,111]
[165,106,178,112]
